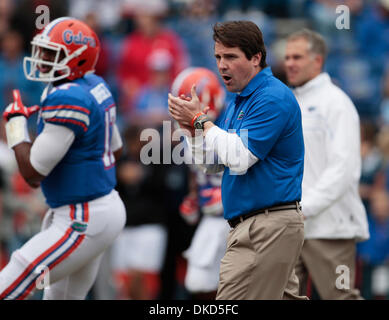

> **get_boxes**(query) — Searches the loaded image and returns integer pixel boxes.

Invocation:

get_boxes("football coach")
[168,20,306,300]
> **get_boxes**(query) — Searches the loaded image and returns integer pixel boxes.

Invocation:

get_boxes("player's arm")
[3,90,44,188]
[10,123,75,188]
[12,143,45,188]
[5,121,70,189]
[29,123,75,186]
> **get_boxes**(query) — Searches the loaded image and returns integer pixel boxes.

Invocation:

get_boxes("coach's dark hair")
[213,21,267,68]
[287,28,328,63]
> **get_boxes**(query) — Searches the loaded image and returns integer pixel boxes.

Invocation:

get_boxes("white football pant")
[0,190,126,300]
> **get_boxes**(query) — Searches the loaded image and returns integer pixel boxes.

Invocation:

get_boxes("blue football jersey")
[196,171,222,208]
[37,74,118,208]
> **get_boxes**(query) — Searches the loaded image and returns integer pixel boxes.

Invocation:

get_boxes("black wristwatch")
[193,114,210,130]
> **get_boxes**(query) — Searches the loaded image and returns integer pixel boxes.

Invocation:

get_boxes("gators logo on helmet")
[23,17,100,82]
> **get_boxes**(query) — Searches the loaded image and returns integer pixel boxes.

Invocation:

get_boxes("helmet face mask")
[23,17,100,83]
[24,35,71,82]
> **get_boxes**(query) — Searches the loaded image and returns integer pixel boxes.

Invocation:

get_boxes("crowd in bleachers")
[1,0,389,299]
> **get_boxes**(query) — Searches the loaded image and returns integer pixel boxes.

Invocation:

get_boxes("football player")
[0,17,126,300]
[171,67,230,299]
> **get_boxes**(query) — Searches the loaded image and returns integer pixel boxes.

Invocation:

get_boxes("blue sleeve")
[41,87,92,136]
[239,100,288,160]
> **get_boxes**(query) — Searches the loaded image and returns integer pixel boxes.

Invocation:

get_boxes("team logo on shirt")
[237,110,245,120]
[308,106,316,112]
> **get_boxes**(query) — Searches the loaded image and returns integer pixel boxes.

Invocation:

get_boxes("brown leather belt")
[227,201,301,228]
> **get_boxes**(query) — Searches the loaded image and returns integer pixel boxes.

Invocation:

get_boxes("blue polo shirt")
[219,67,304,220]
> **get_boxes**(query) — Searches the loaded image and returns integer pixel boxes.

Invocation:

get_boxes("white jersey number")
[102,104,116,169]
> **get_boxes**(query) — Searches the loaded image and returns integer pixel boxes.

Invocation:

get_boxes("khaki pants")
[295,239,363,300]
[216,208,307,300]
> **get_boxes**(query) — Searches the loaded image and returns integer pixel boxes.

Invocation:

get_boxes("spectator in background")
[0,118,17,176]
[68,0,123,32]
[84,12,111,79]
[158,144,193,300]
[357,190,389,299]
[169,0,220,74]
[217,0,296,18]
[376,126,389,196]
[0,166,5,271]
[9,0,68,53]
[0,0,13,39]
[0,165,4,225]
[360,121,385,214]
[116,0,189,122]
[313,1,378,118]
[379,70,389,126]
[308,0,364,39]
[355,0,389,75]
[131,49,173,127]
[0,118,14,268]
[0,29,43,108]
[111,126,168,299]
[359,117,386,302]
[73,10,124,127]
